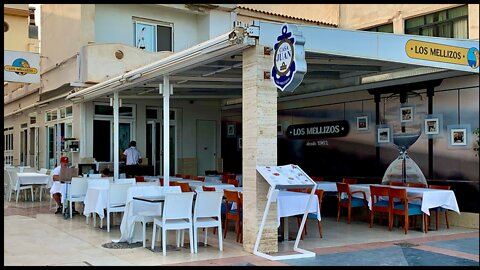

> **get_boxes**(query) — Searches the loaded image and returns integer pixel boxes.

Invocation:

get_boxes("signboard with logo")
[271,24,307,92]
[286,120,350,139]
[4,50,40,84]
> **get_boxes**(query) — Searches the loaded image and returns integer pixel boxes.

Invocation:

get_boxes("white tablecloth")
[16,173,50,189]
[277,190,321,225]
[314,181,338,192]
[83,187,109,219]
[224,187,243,193]
[349,184,460,215]
[116,185,181,244]
[203,176,221,183]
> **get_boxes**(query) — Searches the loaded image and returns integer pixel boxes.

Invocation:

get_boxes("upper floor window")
[364,24,393,33]
[45,109,58,122]
[94,103,134,118]
[405,5,468,39]
[133,17,173,52]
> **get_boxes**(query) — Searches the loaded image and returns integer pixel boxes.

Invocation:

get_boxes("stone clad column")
[242,45,278,253]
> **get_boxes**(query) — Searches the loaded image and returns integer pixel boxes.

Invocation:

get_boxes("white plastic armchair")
[65,177,88,219]
[115,178,136,185]
[106,183,131,232]
[7,170,34,203]
[193,191,224,253]
[152,192,195,256]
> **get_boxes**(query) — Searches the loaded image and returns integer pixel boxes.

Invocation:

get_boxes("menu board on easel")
[256,164,315,189]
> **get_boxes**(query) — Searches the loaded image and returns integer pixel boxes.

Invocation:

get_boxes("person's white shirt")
[123,146,142,165]
[50,165,66,197]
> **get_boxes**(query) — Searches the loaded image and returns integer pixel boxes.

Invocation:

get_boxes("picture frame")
[356,116,369,131]
[377,127,390,143]
[400,106,414,123]
[451,128,467,146]
[237,137,242,151]
[424,118,439,135]
[226,122,236,138]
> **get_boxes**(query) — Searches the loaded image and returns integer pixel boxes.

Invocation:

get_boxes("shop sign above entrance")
[406,39,479,69]
[271,23,307,92]
[4,50,40,84]
[286,120,349,139]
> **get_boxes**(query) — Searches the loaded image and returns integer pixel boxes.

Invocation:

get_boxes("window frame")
[132,17,174,52]
[404,5,468,38]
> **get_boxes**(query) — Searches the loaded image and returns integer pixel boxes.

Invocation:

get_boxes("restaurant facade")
[4,4,479,253]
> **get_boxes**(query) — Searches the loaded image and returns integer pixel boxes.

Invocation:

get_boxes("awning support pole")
[113,91,119,180]
[162,76,170,187]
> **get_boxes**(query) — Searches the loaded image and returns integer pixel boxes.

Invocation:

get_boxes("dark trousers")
[125,165,140,178]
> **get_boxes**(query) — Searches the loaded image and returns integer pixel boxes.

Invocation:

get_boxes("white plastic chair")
[4,169,11,197]
[88,174,102,178]
[193,191,224,253]
[38,168,48,174]
[22,167,37,173]
[115,178,136,185]
[64,177,88,219]
[7,170,34,203]
[151,192,195,255]
[106,183,130,232]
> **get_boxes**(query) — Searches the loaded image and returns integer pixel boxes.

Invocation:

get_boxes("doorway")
[196,120,216,176]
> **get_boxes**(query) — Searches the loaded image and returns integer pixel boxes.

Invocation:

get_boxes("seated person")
[50,156,79,215]
[101,168,111,177]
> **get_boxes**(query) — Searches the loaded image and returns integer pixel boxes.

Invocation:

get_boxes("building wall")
[4,4,30,51]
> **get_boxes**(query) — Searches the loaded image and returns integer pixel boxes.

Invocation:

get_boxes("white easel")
[253,164,317,260]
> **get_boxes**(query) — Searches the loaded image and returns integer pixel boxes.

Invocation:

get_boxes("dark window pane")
[95,105,113,115]
[146,108,157,119]
[157,25,172,51]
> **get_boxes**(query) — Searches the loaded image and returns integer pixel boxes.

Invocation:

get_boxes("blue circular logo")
[12,58,30,75]
[467,47,479,69]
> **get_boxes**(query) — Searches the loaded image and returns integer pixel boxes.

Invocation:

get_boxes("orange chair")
[194,176,205,181]
[134,176,145,182]
[369,185,391,228]
[175,174,182,178]
[388,187,426,234]
[223,190,242,242]
[202,186,216,192]
[342,178,358,184]
[296,189,324,239]
[177,182,191,192]
[183,175,192,179]
[227,179,239,187]
[336,182,368,224]
[159,178,164,186]
[389,181,407,186]
[407,183,427,188]
[428,185,451,230]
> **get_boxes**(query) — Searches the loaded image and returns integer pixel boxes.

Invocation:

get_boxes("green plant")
[474,127,480,157]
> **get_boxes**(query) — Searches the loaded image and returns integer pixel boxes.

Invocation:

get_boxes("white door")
[196,120,216,176]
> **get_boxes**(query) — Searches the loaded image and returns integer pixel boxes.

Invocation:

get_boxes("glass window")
[30,116,36,124]
[364,23,393,33]
[95,104,113,115]
[60,107,66,119]
[95,103,134,118]
[405,5,468,38]
[66,106,73,117]
[46,110,58,122]
[146,108,158,119]
[133,18,173,52]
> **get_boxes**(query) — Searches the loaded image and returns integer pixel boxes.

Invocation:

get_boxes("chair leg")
[31,187,34,202]
[337,203,341,222]
[223,219,229,239]
[143,222,147,248]
[445,210,449,229]
[204,227,208,246]
[404,215,409,234]
[370,210,374,228]
[40,187,43,202]
[218,223,223,251]
[70,201,73,219]
[151,222,157,250]
[347,206,351,224]
[189,227,194,254]
[423,214,428,233]
[193,227,198,253]
[317,220,322,238]
[16,190,20,203]
[162,228,167,256]
[107,211,110,232]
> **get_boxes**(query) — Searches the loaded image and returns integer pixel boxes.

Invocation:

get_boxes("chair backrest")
[227,179,239,187]
[193,176,205,181]
[170,181,178,186]
[115,178,136,185]
[342,178,358,184]
[175,174,182,178]
[87,178,110,189]
[388,187,407,203]
[177,182,191,192]
[134,176,145,182]
[202,186,216,192]
[305,188,324,208]
[311,176,325,181]
[336,182,350,196]
[429,184,450,190]
[223,190,240,214]
[183,174,191,179]
[7,170,18,190]
[22,167,37,173]
[163,192,194,220]
[109,183,130,206]
[370,185,390,203]
[159,178,164,186]
[88,174,102,178]
[70,177,88,198]
[38,168,48,174]
[407,183,427,188]
[194,191,223,219]
[389,181,407,186]
[4,169,11,190]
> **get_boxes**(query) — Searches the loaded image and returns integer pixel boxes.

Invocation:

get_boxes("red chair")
[336,182,368,224]
[369,185,391,228]
[311,176,325,182]
[177,182,191,192]
[202,186,216,191]
[223,190,242,242]
[227,179,239,187]
[159,178,164,186]
[183,175,192,179]
[296,189,324,239]
[194,176,205,181]
[388,187,426,234]
[175,174,182,177]
[389,181,407,186]
[134,176,144,182]
[342,178,358,184]
[407,183,427,188]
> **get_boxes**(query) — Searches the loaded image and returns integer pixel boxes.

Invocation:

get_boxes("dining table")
[83,186,109,224]
[16,172,50,201]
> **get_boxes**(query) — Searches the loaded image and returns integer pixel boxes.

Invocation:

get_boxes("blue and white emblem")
[271,24,306,92]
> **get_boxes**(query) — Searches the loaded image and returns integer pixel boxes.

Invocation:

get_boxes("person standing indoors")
[50,156,78,215]
[122,141,142,178]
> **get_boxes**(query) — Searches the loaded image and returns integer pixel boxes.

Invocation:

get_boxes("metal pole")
[163,76,170,187]
[113,91,119,180]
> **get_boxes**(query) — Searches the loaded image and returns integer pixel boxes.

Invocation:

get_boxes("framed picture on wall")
[425,118,439,135]
[377,127,390,143]
[237,137,242,151]
[451,128,467,146]
[400,106,414,123]
[227,122,236,138]
[356,116,368,131]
